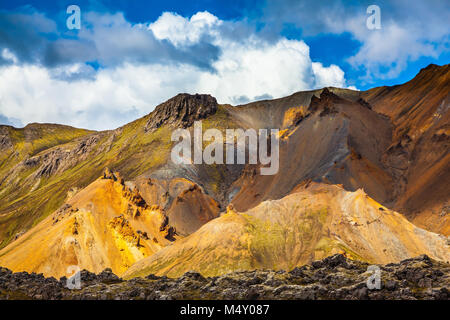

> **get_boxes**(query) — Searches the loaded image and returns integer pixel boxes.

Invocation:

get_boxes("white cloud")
[263,0,449,81]
[149,11,221,46]
[150,12,354,101]
[346,21,444,80]
[200,38,318,104]
[0,11,352,130]
[1,48,18,64]
[312,62,346,89]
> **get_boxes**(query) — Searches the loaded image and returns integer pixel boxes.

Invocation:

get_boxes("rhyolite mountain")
[0,64,448,278]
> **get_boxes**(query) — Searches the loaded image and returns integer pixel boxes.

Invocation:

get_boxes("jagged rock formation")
[0,171,174,277]
[308,88,341,115]
[0,254,448,300]
[134,177,221,236]
[144,93,218,131]
[0,168,223,277]
[225,65,450,236]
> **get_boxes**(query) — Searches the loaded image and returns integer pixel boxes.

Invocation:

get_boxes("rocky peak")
[419,63,441,73]
[308,88,342,115]
[409,63,449,87]
[144,93,218,132]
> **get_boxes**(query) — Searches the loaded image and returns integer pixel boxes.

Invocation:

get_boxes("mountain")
[0,64,448,278]
[0,168,222,277]
[362,64,450,234]
[0,123,93,246]
[123,182,449,279]
[0,94,237,250]
[227,87,394,214]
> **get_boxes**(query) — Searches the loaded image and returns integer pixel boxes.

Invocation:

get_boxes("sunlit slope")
[227,64,450,235]
[123,182,449,279]
[0,123,93,189]
[0,165,224,278]
[0,123,94,246]
[0,171,179,277]
[0,94,239,249]
[0,123,93,160]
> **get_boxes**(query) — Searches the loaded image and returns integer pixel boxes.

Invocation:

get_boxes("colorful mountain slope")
[229,88,394,213]
[123,182,449,279]
[0,64,448,279]
[0,167,223,277]
[0,95,240,249]
[362,64,450,234]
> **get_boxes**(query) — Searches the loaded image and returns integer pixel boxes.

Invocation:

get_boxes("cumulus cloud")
[0,10,352,130]
[149,11,222,46]
[150,12,353,101]
[0,8,220,71]
[312,62,347,89]
[263,0,450,80]
[0,8,57,65]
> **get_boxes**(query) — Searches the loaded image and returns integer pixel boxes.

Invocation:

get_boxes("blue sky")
[0,0,448,129]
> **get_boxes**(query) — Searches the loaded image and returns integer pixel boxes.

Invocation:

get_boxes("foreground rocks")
[0,255,448,300]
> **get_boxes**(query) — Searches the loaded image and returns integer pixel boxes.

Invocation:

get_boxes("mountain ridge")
[0,63,448,279]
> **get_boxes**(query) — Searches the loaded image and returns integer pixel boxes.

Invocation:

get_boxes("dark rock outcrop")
[144,94,218,132]
[102,167,124,185]
[23,134,102,178]
[308,88,342,115]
